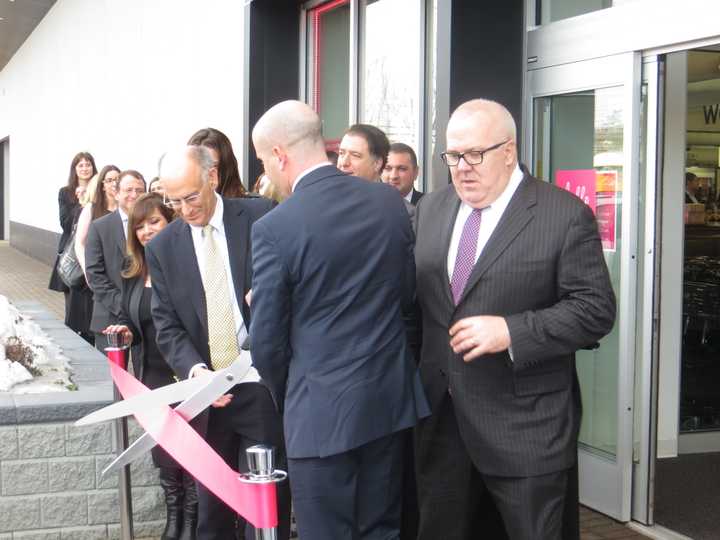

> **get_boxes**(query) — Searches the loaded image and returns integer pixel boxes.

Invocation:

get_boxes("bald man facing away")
[250,100,429,540]
[413,99,616,539]
[145,146,290,540]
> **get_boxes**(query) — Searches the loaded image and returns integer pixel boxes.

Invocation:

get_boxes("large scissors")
[77,350,259,479]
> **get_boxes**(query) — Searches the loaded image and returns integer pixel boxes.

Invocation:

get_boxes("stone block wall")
[0,303,165,539]
[0,420,165,539]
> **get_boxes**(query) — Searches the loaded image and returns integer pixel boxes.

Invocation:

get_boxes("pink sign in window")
[556,169,617,252]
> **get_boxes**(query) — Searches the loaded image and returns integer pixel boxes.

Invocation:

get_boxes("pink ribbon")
[107,360,278,528]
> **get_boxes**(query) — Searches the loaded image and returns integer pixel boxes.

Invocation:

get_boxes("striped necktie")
[450,209,482,305]
[200,224,239,369]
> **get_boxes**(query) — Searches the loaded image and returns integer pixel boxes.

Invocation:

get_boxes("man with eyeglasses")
[413,99,616,539]
[85,170,146,351]
[144,146,290,540]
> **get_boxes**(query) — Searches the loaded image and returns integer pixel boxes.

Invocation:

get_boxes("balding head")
[450,99,517,143]
[444,99,518,208]
[252,100,329,197]
[159,146,219,227]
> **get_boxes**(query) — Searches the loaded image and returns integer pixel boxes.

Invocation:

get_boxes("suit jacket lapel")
[127,277,143,335]
[127,277,145,381]
[113,212,126,261]
[223,201,250,324]
[174,223,207,332]
[456,176,536,309]
[439,190,462,307]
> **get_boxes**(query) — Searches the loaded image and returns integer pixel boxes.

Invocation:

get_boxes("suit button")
[439,368,446,377]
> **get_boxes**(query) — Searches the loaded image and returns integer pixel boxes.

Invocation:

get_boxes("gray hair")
[158,145,218,184]
[188,145,218,183]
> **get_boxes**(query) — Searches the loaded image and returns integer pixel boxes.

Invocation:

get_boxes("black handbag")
[57,226,85,289]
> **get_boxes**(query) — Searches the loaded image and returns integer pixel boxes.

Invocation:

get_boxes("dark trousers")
[196,384,291,540]
[400,428,419,540]
[415,393,571,540]
[288,431,404,540]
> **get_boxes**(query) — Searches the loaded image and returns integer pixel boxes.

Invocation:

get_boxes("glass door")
[524,52,641,521]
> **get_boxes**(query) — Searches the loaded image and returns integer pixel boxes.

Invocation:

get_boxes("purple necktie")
[450,209,482,305]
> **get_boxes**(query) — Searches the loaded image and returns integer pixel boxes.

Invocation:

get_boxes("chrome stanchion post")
[240,445,287,540]
[105,331,134,540]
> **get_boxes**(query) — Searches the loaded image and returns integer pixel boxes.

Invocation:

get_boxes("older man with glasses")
[413,98,616,539]
[144,145,291,540]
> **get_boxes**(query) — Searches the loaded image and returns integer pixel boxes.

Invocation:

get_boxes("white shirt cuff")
[188,363,208,379]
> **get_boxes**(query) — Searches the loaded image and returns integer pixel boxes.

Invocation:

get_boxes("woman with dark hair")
[187,127,247,198]
[148,176,164,195]
[49,151,97,343]
[103,193,197,540]
[75,165,120,271]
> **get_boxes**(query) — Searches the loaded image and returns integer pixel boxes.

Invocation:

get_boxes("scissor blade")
[101,356,259,478]
[75,376,207,426]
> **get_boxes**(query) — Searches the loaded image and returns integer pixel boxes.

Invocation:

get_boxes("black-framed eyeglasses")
[441,140,509,167]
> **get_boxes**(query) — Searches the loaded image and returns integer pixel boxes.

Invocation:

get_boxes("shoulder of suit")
[90,209,118,230]
[225,195,274,221]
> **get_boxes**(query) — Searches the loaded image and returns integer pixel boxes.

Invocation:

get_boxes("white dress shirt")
[404,189,414,203]
[446,165,524,360]
[118,208,129,240]
[188,194,247,375]
[447,165,524,280]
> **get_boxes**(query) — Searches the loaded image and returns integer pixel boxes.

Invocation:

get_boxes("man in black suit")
[685,172,701,203]
[382,142,424,205]
[413,98,616,539]
[250,100,429,540]
[85,171,145,350]
[144,146,290,540]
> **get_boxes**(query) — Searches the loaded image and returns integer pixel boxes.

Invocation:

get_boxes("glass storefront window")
[360,0,422,153]
[539,0,612,24]
[533,86,624,458]
[306,0,351,148]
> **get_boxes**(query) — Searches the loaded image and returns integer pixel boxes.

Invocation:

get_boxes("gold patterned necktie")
[200,224,239,369]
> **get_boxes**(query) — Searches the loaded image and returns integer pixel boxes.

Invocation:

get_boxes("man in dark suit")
[685,172,701,203]
[413,98,616,539]
[250,100,429,540]
[145,146,290,540]
[337,123,389,182]
[85,171,146,350]
[382,142,424,205]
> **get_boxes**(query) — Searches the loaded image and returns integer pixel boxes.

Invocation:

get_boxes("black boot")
[159,467,184,540]
[178,472,198,540]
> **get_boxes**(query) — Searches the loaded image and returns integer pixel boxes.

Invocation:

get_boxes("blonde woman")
[75,165,120,272]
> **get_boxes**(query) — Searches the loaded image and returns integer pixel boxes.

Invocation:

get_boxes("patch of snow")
[0,295,74,394]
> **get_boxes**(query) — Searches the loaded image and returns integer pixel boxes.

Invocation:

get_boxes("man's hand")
[192,366,233,408]
[449,316,511,362]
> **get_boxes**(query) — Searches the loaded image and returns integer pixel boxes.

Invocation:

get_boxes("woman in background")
[75,165,120,272]
[49,152,97,343]
[187,127,247,198]
[104,193,197,540]
[148,176,164,195]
